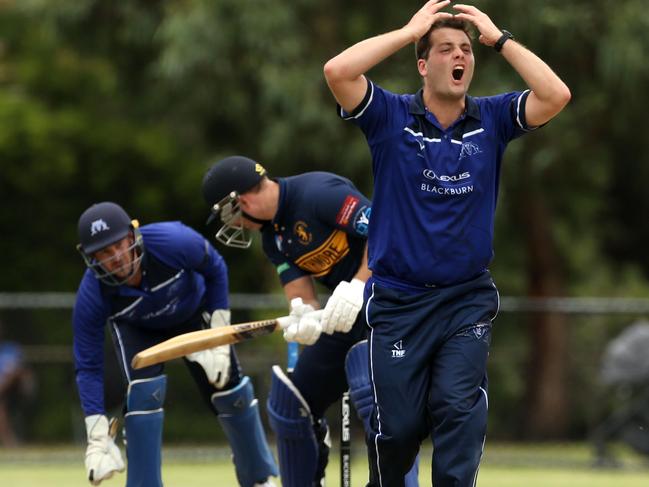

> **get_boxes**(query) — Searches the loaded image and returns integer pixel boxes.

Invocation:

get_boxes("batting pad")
[345,340,373,430]
[267,365,320,487]
[211,376,278,487]
[125,375,166,487]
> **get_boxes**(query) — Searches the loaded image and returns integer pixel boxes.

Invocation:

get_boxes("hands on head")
[406,1,502,47]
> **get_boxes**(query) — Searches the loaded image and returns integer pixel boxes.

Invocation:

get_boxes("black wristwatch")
[494,30,514,53]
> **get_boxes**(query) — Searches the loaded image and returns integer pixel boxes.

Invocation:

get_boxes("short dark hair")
[415,18,474,60]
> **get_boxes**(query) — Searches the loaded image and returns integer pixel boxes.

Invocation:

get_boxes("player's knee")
[127,375,166,412]
[210,375,254,414]
[385,414,425,449]
[267,366,314,438]
[431,388,488,426]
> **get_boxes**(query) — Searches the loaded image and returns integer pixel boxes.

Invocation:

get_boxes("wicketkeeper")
[72,201,277,487]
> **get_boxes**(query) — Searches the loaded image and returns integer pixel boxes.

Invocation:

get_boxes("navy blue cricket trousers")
[365,271,498,487]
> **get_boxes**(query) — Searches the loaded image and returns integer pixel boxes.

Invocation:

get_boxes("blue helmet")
[77,202,143,286]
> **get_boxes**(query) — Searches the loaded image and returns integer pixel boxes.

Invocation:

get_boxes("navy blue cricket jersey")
[72,221,229,415]
[261,172,371,290]
[341,80,536,289]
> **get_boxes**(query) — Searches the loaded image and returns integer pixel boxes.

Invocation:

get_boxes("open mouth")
[452,66,464,81]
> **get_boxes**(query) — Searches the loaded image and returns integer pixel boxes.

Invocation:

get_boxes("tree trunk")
[520,164,569,439]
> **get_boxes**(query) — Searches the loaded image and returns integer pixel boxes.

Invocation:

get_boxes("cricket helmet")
[202,156,267,249]
[76,202,144,286]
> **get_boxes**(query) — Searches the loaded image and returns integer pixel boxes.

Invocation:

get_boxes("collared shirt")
[261,172,371,290]
[340,80,535,289]
[72,221,229,415]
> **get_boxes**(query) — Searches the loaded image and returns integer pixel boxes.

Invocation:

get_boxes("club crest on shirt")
[293,221,312,245]
[459,141,482,160]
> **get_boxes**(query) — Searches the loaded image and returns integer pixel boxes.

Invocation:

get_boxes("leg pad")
[124,375,166,487]
[267,365,320,487]
[211,376,278,487]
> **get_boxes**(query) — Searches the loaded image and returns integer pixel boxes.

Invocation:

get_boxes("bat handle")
[283,310,323,373]
[287,341,298,373]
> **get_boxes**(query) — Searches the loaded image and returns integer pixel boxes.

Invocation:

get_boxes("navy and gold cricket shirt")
[261,172,371,291]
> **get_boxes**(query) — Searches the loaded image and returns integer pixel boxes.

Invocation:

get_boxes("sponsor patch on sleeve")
[336,195,360,226]
[353,206,371,236]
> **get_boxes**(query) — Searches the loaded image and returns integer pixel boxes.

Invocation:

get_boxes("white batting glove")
[321,278,365,335]
[289,297,315,320]
[279,298,322,345]
[186,309,231,389]
[84,414,125,486]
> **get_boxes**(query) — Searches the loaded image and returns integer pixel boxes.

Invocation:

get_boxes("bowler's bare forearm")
[324,0,453,112]
[324,29,413,112]
[500,40,571,126]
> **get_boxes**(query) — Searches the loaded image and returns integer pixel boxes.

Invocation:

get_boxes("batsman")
[202,156,419,486]
[72,201,277,487]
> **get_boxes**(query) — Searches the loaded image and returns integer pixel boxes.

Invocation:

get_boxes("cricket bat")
[131,310,324,370]
[131,315,290,369]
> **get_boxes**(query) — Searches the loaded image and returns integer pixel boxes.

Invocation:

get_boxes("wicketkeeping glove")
[84,414,125,486]
[186,309,231,389]
[279,297,323,345]
[321,278,365,334]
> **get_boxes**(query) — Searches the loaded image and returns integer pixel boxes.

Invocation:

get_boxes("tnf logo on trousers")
[392,340,406,358]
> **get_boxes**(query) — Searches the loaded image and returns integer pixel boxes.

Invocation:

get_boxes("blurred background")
[1,0,649,475]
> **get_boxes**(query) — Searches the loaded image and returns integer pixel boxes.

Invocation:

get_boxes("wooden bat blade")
[131,317,286,370]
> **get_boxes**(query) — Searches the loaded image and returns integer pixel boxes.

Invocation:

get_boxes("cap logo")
[255,163,266,176]
[90,219,110,236]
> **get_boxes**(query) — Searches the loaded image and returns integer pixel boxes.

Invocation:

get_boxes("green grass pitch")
[1,443,647,486]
